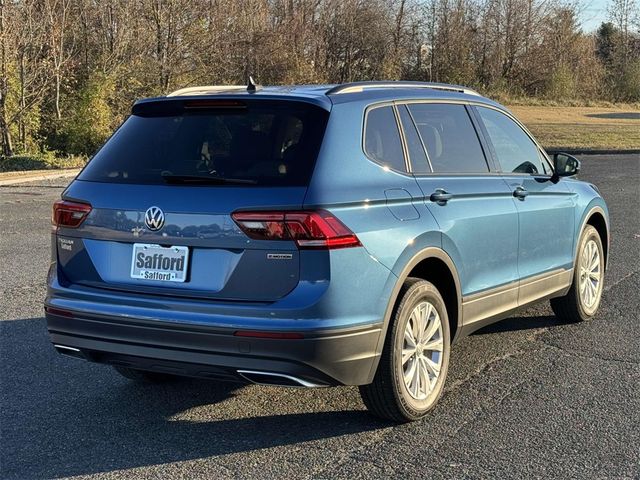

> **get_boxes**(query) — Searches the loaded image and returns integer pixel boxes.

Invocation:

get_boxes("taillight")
[52,200,92,228]
[232,210,361,249]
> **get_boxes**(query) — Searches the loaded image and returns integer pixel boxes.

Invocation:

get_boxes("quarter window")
[407,103,488,173]
[364,106,406,172]
[476,107,549,175]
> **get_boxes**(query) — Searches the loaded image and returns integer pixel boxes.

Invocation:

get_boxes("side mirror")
[552,152,580,181]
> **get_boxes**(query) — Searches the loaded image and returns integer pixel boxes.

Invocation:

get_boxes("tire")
[113,366,177,383]
[359,278,451,422]
[551,225,605,322]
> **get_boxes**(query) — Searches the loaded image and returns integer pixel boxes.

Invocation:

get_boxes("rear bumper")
[46,308,382,386]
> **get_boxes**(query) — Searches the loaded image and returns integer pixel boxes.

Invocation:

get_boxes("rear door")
[400,102,520,314]
[56,98,329,302]
[473,106,575,294]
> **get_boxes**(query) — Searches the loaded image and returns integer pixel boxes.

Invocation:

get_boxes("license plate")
[130,243,189,283]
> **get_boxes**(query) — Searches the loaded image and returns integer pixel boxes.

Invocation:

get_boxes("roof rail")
[326,81,480,96]
[167,85,247,97]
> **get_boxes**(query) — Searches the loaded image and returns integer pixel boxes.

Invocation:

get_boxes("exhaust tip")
[53,344,86,360]
[237,370,325,388]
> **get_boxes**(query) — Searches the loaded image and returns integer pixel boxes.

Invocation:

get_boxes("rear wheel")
[113,366,176,383]
[551,225,605,322]
[359,278,451,422]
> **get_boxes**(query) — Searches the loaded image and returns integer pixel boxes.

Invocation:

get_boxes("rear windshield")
[78,101,329,186]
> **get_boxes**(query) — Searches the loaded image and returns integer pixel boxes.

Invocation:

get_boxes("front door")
[473,106,576,304]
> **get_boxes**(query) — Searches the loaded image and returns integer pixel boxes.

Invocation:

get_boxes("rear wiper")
[161,174,257,185]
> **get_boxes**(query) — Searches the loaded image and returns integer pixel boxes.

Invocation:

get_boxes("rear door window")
[407,103,489,174]
[78,101,329,186]
[364,105,407,172]
[476,106,550,175]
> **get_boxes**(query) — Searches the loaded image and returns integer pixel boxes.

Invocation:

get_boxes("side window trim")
[362,103,411,175]
[391,104,412,173]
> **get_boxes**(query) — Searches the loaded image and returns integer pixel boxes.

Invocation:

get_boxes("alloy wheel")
[402,301,444,400]
[579,238,602,310]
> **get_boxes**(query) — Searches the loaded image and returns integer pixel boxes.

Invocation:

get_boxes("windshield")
[78,101,329,186]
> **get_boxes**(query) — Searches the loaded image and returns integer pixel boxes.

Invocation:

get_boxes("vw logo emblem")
[144,206,165,231]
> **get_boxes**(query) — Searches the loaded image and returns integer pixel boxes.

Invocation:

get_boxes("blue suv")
[46,81,609,422]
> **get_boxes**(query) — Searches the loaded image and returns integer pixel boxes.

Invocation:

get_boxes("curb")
[0,169,81,186]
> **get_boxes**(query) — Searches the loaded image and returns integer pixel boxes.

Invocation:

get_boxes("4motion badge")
[267,253,293,260]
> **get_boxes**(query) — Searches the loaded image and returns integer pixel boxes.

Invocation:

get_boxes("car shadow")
[585,112,640,120]
[472,314,574,335]
[0,317,390,479]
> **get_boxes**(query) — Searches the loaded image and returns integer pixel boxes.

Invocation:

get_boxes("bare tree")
[43,0,75,120]
[14,1,50,149]
[608,0,639,67]
[1,0,636,158]
[0,0,12,156]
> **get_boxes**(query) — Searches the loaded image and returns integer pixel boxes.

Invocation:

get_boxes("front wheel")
[551,224,605,322]
[359,278,451,422]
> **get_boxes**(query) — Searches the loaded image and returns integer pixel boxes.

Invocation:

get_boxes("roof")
[133,81,503,112]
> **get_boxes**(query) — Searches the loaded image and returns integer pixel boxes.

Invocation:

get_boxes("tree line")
[1,0,639,158]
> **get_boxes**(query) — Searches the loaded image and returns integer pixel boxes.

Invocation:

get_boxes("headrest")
[419,124,443,158]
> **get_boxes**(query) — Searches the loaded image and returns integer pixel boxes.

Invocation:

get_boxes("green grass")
[0,153,87,173]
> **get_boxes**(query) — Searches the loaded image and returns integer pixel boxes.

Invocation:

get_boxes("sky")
[580,0,610,32]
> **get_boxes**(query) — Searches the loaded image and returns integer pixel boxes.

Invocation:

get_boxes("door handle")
[513,186,529,200]
[430,189,453,204]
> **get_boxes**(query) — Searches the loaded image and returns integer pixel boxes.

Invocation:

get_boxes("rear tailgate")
[57,183,306,301]
[54,98,329,302]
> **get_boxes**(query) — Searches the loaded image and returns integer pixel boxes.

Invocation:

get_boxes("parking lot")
[1,154,638,479]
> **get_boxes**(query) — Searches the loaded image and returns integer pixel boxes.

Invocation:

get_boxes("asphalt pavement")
[1,154,639,479]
